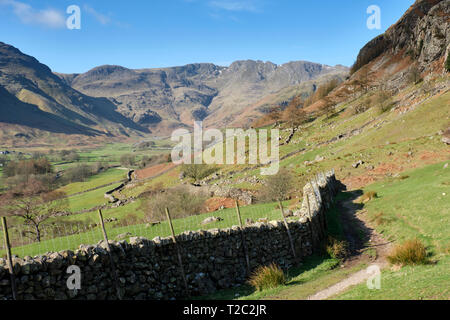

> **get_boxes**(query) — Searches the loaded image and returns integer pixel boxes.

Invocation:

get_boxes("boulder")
[201,217,223,225]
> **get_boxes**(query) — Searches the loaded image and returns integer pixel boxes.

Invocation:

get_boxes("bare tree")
[3,181,69,242]
[322,97,335,119]
[181,164,216,183]
[261,168,294,202]
[282,102,308,129]
[407,65,422,84]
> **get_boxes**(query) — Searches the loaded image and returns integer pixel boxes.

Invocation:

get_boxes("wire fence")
[0,169,335,262]
[0,171,334,300]
[0,198,298,259]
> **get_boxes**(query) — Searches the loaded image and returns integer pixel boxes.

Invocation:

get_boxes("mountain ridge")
[55,59,347,132]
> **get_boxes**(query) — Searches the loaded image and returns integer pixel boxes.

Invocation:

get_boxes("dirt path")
[307,191,392,300]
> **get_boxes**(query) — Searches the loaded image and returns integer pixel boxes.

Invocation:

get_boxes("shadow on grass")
[193,254,336,300]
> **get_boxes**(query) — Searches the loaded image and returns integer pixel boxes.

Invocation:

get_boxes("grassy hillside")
[332,161,450,300]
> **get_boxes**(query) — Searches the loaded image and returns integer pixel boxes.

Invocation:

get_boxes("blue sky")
[0,0,415,73]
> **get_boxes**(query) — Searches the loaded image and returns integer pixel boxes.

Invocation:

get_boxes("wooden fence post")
[235,200,251,275]
[278,201,297,260]
[98,210,122,300]
[165,208,189,294]
[305,193,316,248]
[1,217,17,300]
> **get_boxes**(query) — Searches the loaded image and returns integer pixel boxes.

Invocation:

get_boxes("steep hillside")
[0,42,149,140]
[310,0,450,112]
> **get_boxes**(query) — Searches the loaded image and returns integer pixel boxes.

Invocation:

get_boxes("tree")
[261,168,294,201]
[407,65,422,84]
[268,106,283,122]
[3,180,69,242]
[64,164,94,183]
[281,96,308,128]
[181,164,216,183]
[321,97,335,119]
[3,158,52,178]
[140,185,207,222]
[304,78,341,107]
[282,104,308,128]
[120,154,136,167]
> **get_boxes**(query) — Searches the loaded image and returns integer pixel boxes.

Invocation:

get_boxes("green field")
[66,184,119,213]
[57,168,127,196]
[77,141,172,164]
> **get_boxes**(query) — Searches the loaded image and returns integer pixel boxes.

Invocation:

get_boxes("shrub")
[387,239,428,266]
[326,236,349,259]
[141,185,207,222]
[64,164,94,183]
[372,90,393,114]
[120,154,136,167]
[407,66,422,84]
[304,78,341,107]
[122,213,141,226]
[248,263,286,291]
[59,150,79,162]
[4,158,53,178]
[139,154,171,169]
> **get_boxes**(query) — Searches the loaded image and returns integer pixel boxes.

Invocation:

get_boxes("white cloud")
[0,0,65,28]
[83,5,111,25]
[208,0,261,13]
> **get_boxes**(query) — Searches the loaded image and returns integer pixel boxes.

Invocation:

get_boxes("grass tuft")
[325,236,349,259]
[248,263,286,291]
[387,239,428,266]
[359,191,378,203]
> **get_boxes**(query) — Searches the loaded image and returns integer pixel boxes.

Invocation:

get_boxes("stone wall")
[0,170,341,300]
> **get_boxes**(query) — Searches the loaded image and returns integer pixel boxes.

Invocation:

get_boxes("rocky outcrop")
[353,0,449,74]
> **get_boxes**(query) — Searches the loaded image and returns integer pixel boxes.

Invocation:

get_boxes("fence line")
[1,217,17,300]
[235,200,251,275]
[1,170,335,266]
[0,170,338,300]
[165,208,189,294]
[278,200,297,260]
[98,209,122,300]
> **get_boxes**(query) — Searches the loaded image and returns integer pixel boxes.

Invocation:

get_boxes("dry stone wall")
[0,170,341,300]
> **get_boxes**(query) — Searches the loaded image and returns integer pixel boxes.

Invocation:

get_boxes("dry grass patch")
[359,191,378,203]
[248,263,286,291]
[387,239,428,266]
